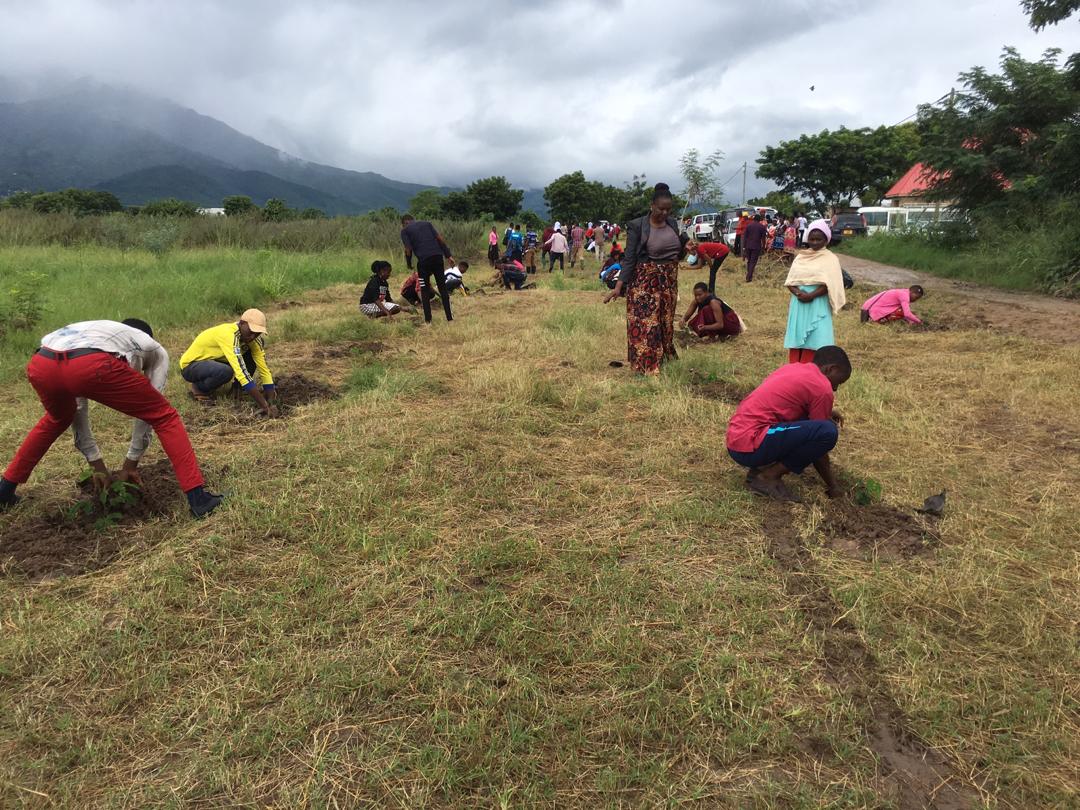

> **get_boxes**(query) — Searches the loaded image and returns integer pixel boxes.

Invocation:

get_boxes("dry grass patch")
[1,256,1077,807]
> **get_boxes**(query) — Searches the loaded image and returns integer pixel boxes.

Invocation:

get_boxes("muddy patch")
[820,500,939,561]
[183,373,341,430]
[759,504,977,808]
[686,369,748,404]
[0,460,179,581]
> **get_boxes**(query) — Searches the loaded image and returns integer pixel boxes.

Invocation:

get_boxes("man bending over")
[0,319,222,517]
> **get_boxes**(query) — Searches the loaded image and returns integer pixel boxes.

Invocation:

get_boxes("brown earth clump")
[0,459,178,581]
[820,499,940,561]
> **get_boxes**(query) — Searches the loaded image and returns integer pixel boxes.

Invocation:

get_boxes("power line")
[893,91,953,126]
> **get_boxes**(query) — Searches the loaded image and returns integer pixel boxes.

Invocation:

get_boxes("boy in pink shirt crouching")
[726,346,851,502]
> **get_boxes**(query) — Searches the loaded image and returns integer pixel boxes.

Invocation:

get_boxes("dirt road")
[842,255,1080,344]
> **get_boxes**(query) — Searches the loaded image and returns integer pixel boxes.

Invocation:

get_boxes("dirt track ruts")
[760,504,982,809]
[841,255,1080,344]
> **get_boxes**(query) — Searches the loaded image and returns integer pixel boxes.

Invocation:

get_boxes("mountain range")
[0,79,458,214]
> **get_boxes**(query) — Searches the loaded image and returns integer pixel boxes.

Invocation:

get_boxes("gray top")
[617,214,688,286]
[646,226,682,262]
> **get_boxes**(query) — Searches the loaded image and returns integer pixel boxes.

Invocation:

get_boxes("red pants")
[788,349,816,364]
[4,352,204,492]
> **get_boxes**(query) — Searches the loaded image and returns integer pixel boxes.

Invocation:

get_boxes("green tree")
[1,190,36,209]
[223,195,257,216]
[409,189,444,219]
[518,210,544,230]
[465,176,523,220]
[543,171,628,224]
[262,198,292,222]
[365,206,400,223]
[140,197,199,217]
[747,190,809,215]
[916,48,1080,210]
[678,149,725,211]
[543,172,594,223]
[438,190,474,220]
[1022,0,1080,28]
[756,125,920,212]
[24,189,122,216]
[298,207,328,220]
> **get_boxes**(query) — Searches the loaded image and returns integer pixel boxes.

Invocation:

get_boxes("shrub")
[141,198,199,217]
[0,271,47,340]
[140,223,182,257]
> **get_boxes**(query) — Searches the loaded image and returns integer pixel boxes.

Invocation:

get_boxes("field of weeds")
[1,247,1077,807]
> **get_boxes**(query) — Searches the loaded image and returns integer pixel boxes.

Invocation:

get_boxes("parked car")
[721,217,739,248]
[830,212,868,238]
[685,213,719,241]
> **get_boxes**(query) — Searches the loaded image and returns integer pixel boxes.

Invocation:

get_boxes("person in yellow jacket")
[179,309,279,418]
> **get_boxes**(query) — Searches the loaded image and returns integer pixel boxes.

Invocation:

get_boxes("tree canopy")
[678,149,724,210]
[1021,0,1080,28]
[756,125,920,212]
[916,48,1080,210]
[464,176,523,220]
[1,188,123,216]
[141,197,199,217]
[223,195,257,216]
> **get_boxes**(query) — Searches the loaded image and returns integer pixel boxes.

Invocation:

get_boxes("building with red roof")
[884,163,946,207]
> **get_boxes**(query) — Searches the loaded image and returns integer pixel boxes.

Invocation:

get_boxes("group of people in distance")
[0,308,284,518]
[490,221,622,274]
[605,182,926,501]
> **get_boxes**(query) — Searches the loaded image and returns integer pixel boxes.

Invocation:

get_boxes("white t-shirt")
[40,320,170,462]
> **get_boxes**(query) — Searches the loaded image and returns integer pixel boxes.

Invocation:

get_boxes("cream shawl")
[783,221,846,314]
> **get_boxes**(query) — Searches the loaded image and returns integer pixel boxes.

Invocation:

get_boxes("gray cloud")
[1,0,1077,198]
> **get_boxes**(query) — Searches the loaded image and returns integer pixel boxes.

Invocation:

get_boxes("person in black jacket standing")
[400,214,456,323]
[603,183,689,375]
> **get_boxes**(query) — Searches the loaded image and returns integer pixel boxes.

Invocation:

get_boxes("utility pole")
[741,162,747,204]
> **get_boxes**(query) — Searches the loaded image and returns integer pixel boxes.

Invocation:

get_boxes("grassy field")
[1,246,1077,807]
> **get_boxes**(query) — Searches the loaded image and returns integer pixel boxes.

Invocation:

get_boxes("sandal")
[188,391,214,406]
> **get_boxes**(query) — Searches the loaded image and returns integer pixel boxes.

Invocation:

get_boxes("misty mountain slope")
[0,78,438,212]
[93,165,358,213]
[0,98,229,191]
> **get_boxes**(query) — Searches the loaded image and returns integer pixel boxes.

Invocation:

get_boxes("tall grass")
[0,247,378,380]
[0,210,491,256]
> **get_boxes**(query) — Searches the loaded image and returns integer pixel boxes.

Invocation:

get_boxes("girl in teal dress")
[782,220,846,363]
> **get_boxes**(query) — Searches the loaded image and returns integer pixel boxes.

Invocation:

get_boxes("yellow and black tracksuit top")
[179,323,274,392]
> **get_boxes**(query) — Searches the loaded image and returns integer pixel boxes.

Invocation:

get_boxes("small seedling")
[854,477,883,506]
[67,478,141,531]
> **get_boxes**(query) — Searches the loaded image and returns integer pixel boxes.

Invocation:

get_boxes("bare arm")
[698,300,727,333]
[813,454,843,497]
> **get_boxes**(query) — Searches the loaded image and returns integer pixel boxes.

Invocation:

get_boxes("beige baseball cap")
[240,308,268,334]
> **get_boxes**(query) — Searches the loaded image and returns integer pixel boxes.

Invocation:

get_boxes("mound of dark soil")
[0,459,178,581]
[272,373,340,408]
[183,373,340,429]
[820,500,939,561]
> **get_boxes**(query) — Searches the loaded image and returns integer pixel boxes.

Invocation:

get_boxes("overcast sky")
[2,0,1078,196]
